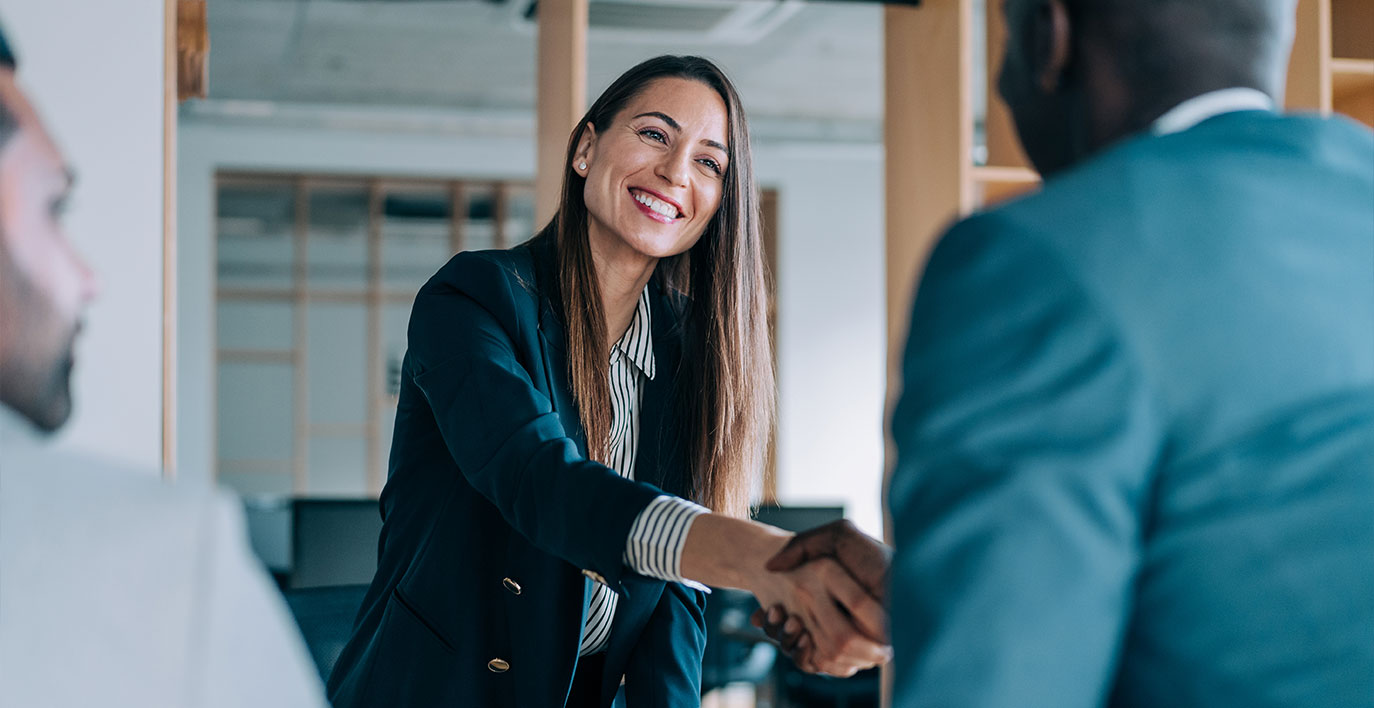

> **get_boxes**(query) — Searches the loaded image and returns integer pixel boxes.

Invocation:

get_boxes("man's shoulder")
[0,454,327,707]
[959,112,1373,273]
[1,450,240,562]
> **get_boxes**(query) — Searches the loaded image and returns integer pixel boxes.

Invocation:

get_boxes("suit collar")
[635,278,684,497]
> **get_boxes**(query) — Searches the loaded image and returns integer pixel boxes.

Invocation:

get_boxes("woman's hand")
[678,514,891,677]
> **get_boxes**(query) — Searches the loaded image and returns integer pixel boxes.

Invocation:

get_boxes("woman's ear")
[574,123,598,175]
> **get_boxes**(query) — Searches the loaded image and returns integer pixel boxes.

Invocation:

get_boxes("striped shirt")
[578,286,710,656]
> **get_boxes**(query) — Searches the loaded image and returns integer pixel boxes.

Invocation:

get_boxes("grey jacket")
[0,410,327,707]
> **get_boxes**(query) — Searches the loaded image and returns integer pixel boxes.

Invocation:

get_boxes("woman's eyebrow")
[633,111,680,130]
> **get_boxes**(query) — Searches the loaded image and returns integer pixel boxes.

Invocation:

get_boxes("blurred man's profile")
[0,22,326,707]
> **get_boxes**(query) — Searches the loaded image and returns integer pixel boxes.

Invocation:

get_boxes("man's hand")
[677,514,891,676]
[750,520,893,671]
[767,519,892,603]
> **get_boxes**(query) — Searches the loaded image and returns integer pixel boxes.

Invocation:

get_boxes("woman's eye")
[698,158,722,175]
[639,128,667,143]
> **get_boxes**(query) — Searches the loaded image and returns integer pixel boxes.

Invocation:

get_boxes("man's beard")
[0,247,78,433]
[28,332,77,432]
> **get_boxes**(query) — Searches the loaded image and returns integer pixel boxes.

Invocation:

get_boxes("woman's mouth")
[629,188,683,224]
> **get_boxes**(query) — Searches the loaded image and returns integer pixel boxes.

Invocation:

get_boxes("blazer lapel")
[538,309,588,457]
[531,237,589,458]
[634,278,686,497]
[596,279,690,703]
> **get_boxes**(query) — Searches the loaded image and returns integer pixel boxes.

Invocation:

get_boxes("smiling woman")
[326,55,888,708]
[559,63,766,516]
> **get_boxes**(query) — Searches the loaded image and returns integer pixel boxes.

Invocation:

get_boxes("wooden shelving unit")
[1332,0,1374,125]
[1288,0,1374,126]
[1331,57,1374,125]
[973,166,1040,206]
[213,173,535,498]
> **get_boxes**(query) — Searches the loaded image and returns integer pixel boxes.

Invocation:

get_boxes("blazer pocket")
[390,588,458,654]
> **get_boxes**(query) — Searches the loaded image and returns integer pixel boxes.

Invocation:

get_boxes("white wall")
[758,143,885,537]
[0,1,166,473]
[178,119,886,536]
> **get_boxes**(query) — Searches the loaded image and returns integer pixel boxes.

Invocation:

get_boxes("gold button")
[488,658,510,673]
[582,569,607,585]
[502,577,522,595]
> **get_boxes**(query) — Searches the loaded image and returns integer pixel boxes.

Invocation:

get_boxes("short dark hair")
[1066,0,1293,98]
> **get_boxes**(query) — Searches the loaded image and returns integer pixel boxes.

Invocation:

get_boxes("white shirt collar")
[612,286,655,380]
[1151,87,1275,136]
[0,402,50,469]
[0,402,41,443]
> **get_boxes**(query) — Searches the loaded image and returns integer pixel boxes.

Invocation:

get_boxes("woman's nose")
[656,148,691,187]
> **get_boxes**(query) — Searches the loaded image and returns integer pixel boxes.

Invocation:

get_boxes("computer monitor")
[290,499,383,589]
[751,504,845,533]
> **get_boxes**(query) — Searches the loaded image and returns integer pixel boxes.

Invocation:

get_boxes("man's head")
[998,0,1296,175]
[0,30,97,432]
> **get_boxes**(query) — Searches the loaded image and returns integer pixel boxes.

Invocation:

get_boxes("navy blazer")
[327,234,708,708]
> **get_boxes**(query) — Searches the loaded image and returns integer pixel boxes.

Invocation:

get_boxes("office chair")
[701,588,778,695]
[282,583,369,682]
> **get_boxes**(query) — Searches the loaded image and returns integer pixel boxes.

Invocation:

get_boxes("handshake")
[746,520,894,677]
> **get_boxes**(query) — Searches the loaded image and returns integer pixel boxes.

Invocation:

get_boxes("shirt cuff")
[623,495,712,593]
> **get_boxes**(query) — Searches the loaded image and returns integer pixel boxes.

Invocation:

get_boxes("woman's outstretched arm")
[679,513,891,677]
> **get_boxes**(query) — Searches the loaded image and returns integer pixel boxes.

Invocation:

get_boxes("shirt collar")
[1151,87,1275,136]
[612,286,656,380]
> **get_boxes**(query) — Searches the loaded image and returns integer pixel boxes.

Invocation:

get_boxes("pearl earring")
[578,161,587,171]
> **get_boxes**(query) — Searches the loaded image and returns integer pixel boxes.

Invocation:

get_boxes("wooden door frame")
[162,0,178,479]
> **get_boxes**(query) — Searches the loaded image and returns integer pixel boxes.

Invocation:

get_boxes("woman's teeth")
[633,191,680,219]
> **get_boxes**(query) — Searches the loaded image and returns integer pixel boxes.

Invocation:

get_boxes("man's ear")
[1034,0,1073,94]
[573,122,598,175]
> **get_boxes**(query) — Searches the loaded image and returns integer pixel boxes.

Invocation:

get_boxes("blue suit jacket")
[327,234,707,708]
[889,111,1374,707]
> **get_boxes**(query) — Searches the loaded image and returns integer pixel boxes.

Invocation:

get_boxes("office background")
[0,1,1367,705]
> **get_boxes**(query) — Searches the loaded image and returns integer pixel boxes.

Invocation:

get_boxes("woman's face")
[577,77,730,264]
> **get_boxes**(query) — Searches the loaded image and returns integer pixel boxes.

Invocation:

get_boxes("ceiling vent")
[513,0,804,45]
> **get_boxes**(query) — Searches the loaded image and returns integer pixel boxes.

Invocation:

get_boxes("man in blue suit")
[768,0,1373,704]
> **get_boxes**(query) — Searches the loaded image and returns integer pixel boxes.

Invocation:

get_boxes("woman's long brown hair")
[533,55,772,519]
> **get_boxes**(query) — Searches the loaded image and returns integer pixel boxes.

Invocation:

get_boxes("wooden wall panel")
[163,0,178,479]
[1331,0,1374,60]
